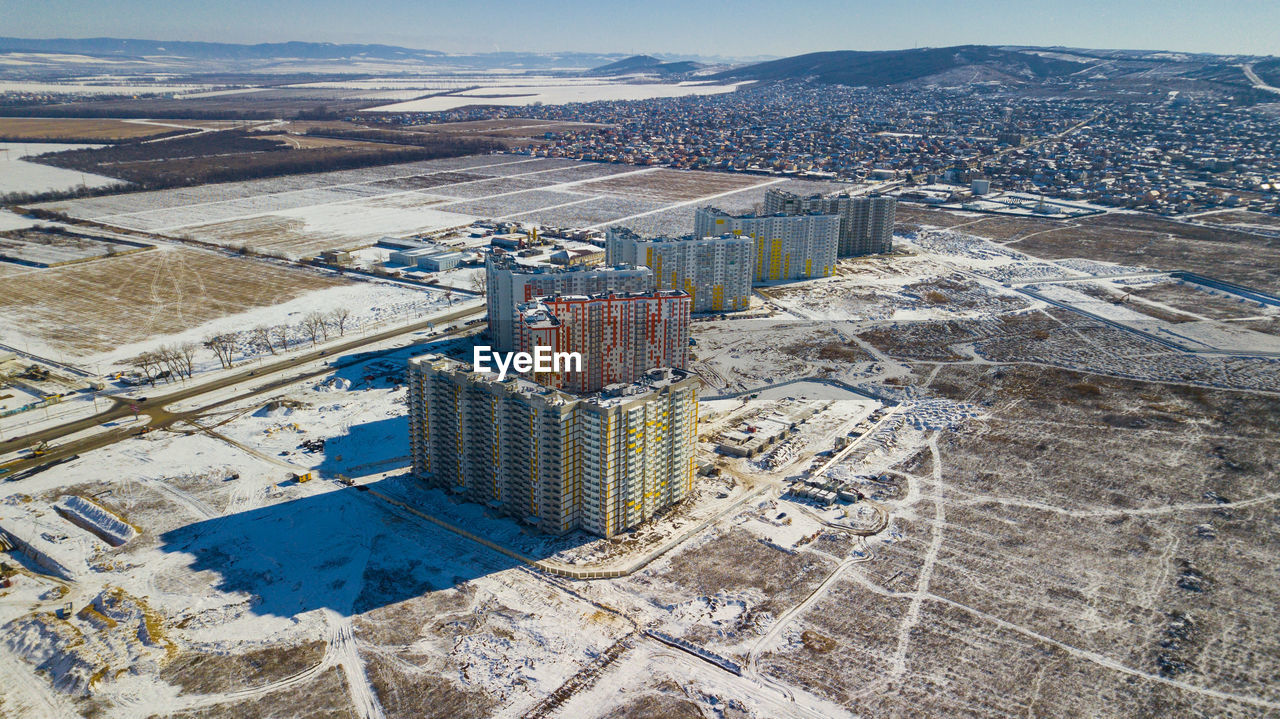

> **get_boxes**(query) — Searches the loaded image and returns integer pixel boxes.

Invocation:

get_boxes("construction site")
[1,133,1279,719]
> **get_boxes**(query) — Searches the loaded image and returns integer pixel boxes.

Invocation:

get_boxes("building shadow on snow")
[154,328,594,619]
[155,475,588,619]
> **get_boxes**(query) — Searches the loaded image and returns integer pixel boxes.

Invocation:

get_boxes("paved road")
[0,304,483,476]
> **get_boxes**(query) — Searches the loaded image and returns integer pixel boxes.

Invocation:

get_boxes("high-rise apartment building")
[485,254,654,351]
[763,190,896,256]
[408,355,698,537]
[515,290,690,394]
[605,227,753,313]
[693,207,839,283]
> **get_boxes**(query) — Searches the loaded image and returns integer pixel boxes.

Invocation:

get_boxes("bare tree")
[132,352,159,385]
[301,313,326,347]
[179,342,198,378]
[328,308,352,337]
[203,334,236,369]
[252,325,276,355]
[157,345,183,382]
[469,271,486,296]
[273,325,290,352]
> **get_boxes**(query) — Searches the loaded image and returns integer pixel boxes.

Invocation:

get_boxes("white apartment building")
[605,226,753,312]
[692,207,839,283]
[485,254,654,351]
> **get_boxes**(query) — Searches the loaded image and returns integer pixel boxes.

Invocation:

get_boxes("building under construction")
[485,253,654,351]
[408,355,699,537]
[605,226,753,313]
[764,189,896,257]
[692,207,839,283]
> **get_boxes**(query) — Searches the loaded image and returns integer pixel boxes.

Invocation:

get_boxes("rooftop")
[410,353,696,407]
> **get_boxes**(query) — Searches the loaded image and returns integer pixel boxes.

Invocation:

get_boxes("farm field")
[0,142,124,196]
[363,77,746,112]
[33,155,791,257]
[394,117,614,141]
[0,244,346,360]
[26,129,499,188]
[0,117,185,141]
[0,80,219,95]
[578,167,777,202]
[0,226,151,266]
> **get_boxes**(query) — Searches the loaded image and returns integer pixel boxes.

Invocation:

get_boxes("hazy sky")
[4,0,1278,58]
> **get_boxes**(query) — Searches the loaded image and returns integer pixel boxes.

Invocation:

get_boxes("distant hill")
[588,54,706,77]
[712,46,1089,86]
[0,36,449,61]
[0,38,741,73]
[0,37,641,70]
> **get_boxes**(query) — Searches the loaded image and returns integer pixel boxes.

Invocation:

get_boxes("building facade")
[516,290,690,394]
[763,190,896,257]
[605,227,753,313]
[693,207,839,283]
[485,254,654,350]
[408,354,698,537]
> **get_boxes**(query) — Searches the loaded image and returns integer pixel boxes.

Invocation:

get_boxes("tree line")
[129,308,354,384]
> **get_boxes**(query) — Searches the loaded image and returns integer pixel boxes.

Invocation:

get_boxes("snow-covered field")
[364,78,747,112]
[34,155,783,258]
[0,209,38,231]
[0,238,472,372]
[0,81,216,95]
[1030,281,1280,354]
[0,143,124,195]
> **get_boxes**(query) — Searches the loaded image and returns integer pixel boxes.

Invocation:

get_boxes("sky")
[3,0,1278,58]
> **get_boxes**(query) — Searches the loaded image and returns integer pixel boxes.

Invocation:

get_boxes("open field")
[895,204,990,229]
[383,117,614,145]
[0,117,187,141]
[261,133,390,150]
[32,155,790,258]
[0,76,739,121]
[0,88,378,120]
[0,245,344,357]
[0,142,124,196]
[1195,210,1280,230]
[28,129,501,189]
[363,78,746,113]
[578,167,773,202]
[0,226,151,267]
[1131,278,1277,321]
[907,206,1280,293]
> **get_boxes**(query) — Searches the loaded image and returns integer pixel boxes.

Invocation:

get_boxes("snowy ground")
[0,143,125,195]
[364,78,748,112]
[4,184,1280,717]
[0,209,39,232]
[33,155,788,259]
